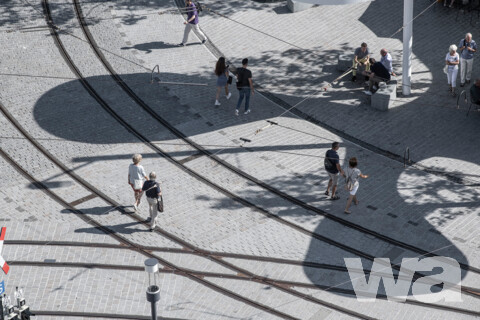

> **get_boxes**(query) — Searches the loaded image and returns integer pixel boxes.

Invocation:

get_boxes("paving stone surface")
[0,0,479,318]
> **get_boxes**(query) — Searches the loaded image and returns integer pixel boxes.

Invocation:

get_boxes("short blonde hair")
[449,44,457,53]
[132,154,142,164]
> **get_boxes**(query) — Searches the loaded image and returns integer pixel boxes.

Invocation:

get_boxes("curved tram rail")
[32,0,479,309]
[0,0,459,318]
[71,0,480,278]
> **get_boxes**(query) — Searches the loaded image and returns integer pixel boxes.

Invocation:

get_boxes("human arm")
[336,163,345,177]
[360,173,368,179]
[248,77,254,95]
[468,41,477,52]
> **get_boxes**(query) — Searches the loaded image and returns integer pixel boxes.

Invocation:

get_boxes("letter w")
[344,258,415,302]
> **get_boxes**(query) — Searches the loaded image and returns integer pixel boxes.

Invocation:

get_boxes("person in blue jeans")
[235,58,254,115]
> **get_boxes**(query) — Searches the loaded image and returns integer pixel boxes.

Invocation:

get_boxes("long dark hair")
[215,57,226,76]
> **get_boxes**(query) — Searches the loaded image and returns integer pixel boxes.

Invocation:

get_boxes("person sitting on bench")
[362,58,391,96]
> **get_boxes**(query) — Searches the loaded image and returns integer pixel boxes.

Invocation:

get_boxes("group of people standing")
[351,42,396,96]
[324,142,368,214]
[445,33,477,97]
[128,154,163,231]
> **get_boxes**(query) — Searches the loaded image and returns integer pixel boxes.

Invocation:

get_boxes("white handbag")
[133,179,144,190]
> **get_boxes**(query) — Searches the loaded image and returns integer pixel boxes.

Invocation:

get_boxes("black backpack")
[324,151,334,171]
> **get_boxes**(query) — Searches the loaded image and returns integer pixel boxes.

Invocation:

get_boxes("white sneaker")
[235,109,239,116]
[363,90,372,96]
[215,100,221,106]
[226,93,231,100]
[244,110,251,114]
[133,203,137,211]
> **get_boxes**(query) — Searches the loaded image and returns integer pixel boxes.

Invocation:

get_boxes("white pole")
[402,0,413,95]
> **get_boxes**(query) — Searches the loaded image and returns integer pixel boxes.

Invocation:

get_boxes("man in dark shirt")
[470,78,480,104]
[235,58,254,115]
[142,172,162,231]
[324,142,345,200]
[363,58,391,95]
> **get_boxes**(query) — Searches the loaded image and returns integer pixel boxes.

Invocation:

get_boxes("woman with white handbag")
[128,154,149,211]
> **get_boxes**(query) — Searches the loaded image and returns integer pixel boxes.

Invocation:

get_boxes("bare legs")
[326,178,338,198]
[345,194,359,213]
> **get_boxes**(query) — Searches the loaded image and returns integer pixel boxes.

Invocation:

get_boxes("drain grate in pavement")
[407,220,418,226]
[366,205,377,211]
[387,213,398,218]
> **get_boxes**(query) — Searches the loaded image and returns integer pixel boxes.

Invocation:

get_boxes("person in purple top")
[179,0,207,46]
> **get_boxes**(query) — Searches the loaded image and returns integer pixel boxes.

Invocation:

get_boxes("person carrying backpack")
[324,142,345,200]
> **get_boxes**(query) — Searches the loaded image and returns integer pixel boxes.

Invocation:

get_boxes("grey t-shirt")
[345,167,361,186]
[354,47,370,60]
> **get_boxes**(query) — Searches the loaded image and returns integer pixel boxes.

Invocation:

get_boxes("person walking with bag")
[214,57,231,106]
[128,154,148,211]
[235,58,254,115]
[178,0,207,46]
[446,44,460,97]
[344,157,368,214]
[142,172,162,231]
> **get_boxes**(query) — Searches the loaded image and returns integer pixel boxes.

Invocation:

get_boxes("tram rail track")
[23,0,473,309]
[73,0,480,278]
[8,259,480,317]
[0,1,464,318]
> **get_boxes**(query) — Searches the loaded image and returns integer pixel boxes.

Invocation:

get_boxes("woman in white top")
[446,44,460,97]
[128,154,148,211]
[344,157,368,214]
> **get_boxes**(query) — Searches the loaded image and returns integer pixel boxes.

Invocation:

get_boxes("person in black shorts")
[324,142,345,200]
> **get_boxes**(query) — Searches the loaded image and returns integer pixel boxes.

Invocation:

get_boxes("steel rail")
[78,0,480,279]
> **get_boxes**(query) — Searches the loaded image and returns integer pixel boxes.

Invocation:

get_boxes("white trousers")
[447,68,458,87]
[460,58,474,84]
[182,23,207,44]
[147,197,159,228]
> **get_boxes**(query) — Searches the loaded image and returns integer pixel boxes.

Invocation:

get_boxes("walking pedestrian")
[458,33,477,87]
[380,49,396,76]
[142,172,162,231]
[351,42,370,82]
[344,157,368,214]
[178,0,207,46]
[446,44,460,97]
[470,78,480,104]
[324,142,345,200]
[235,58,254,116]
[214,57,231,106]
[128,154,149,211]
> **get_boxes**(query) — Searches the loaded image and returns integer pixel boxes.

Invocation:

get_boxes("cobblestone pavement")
[0,0,479,319]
